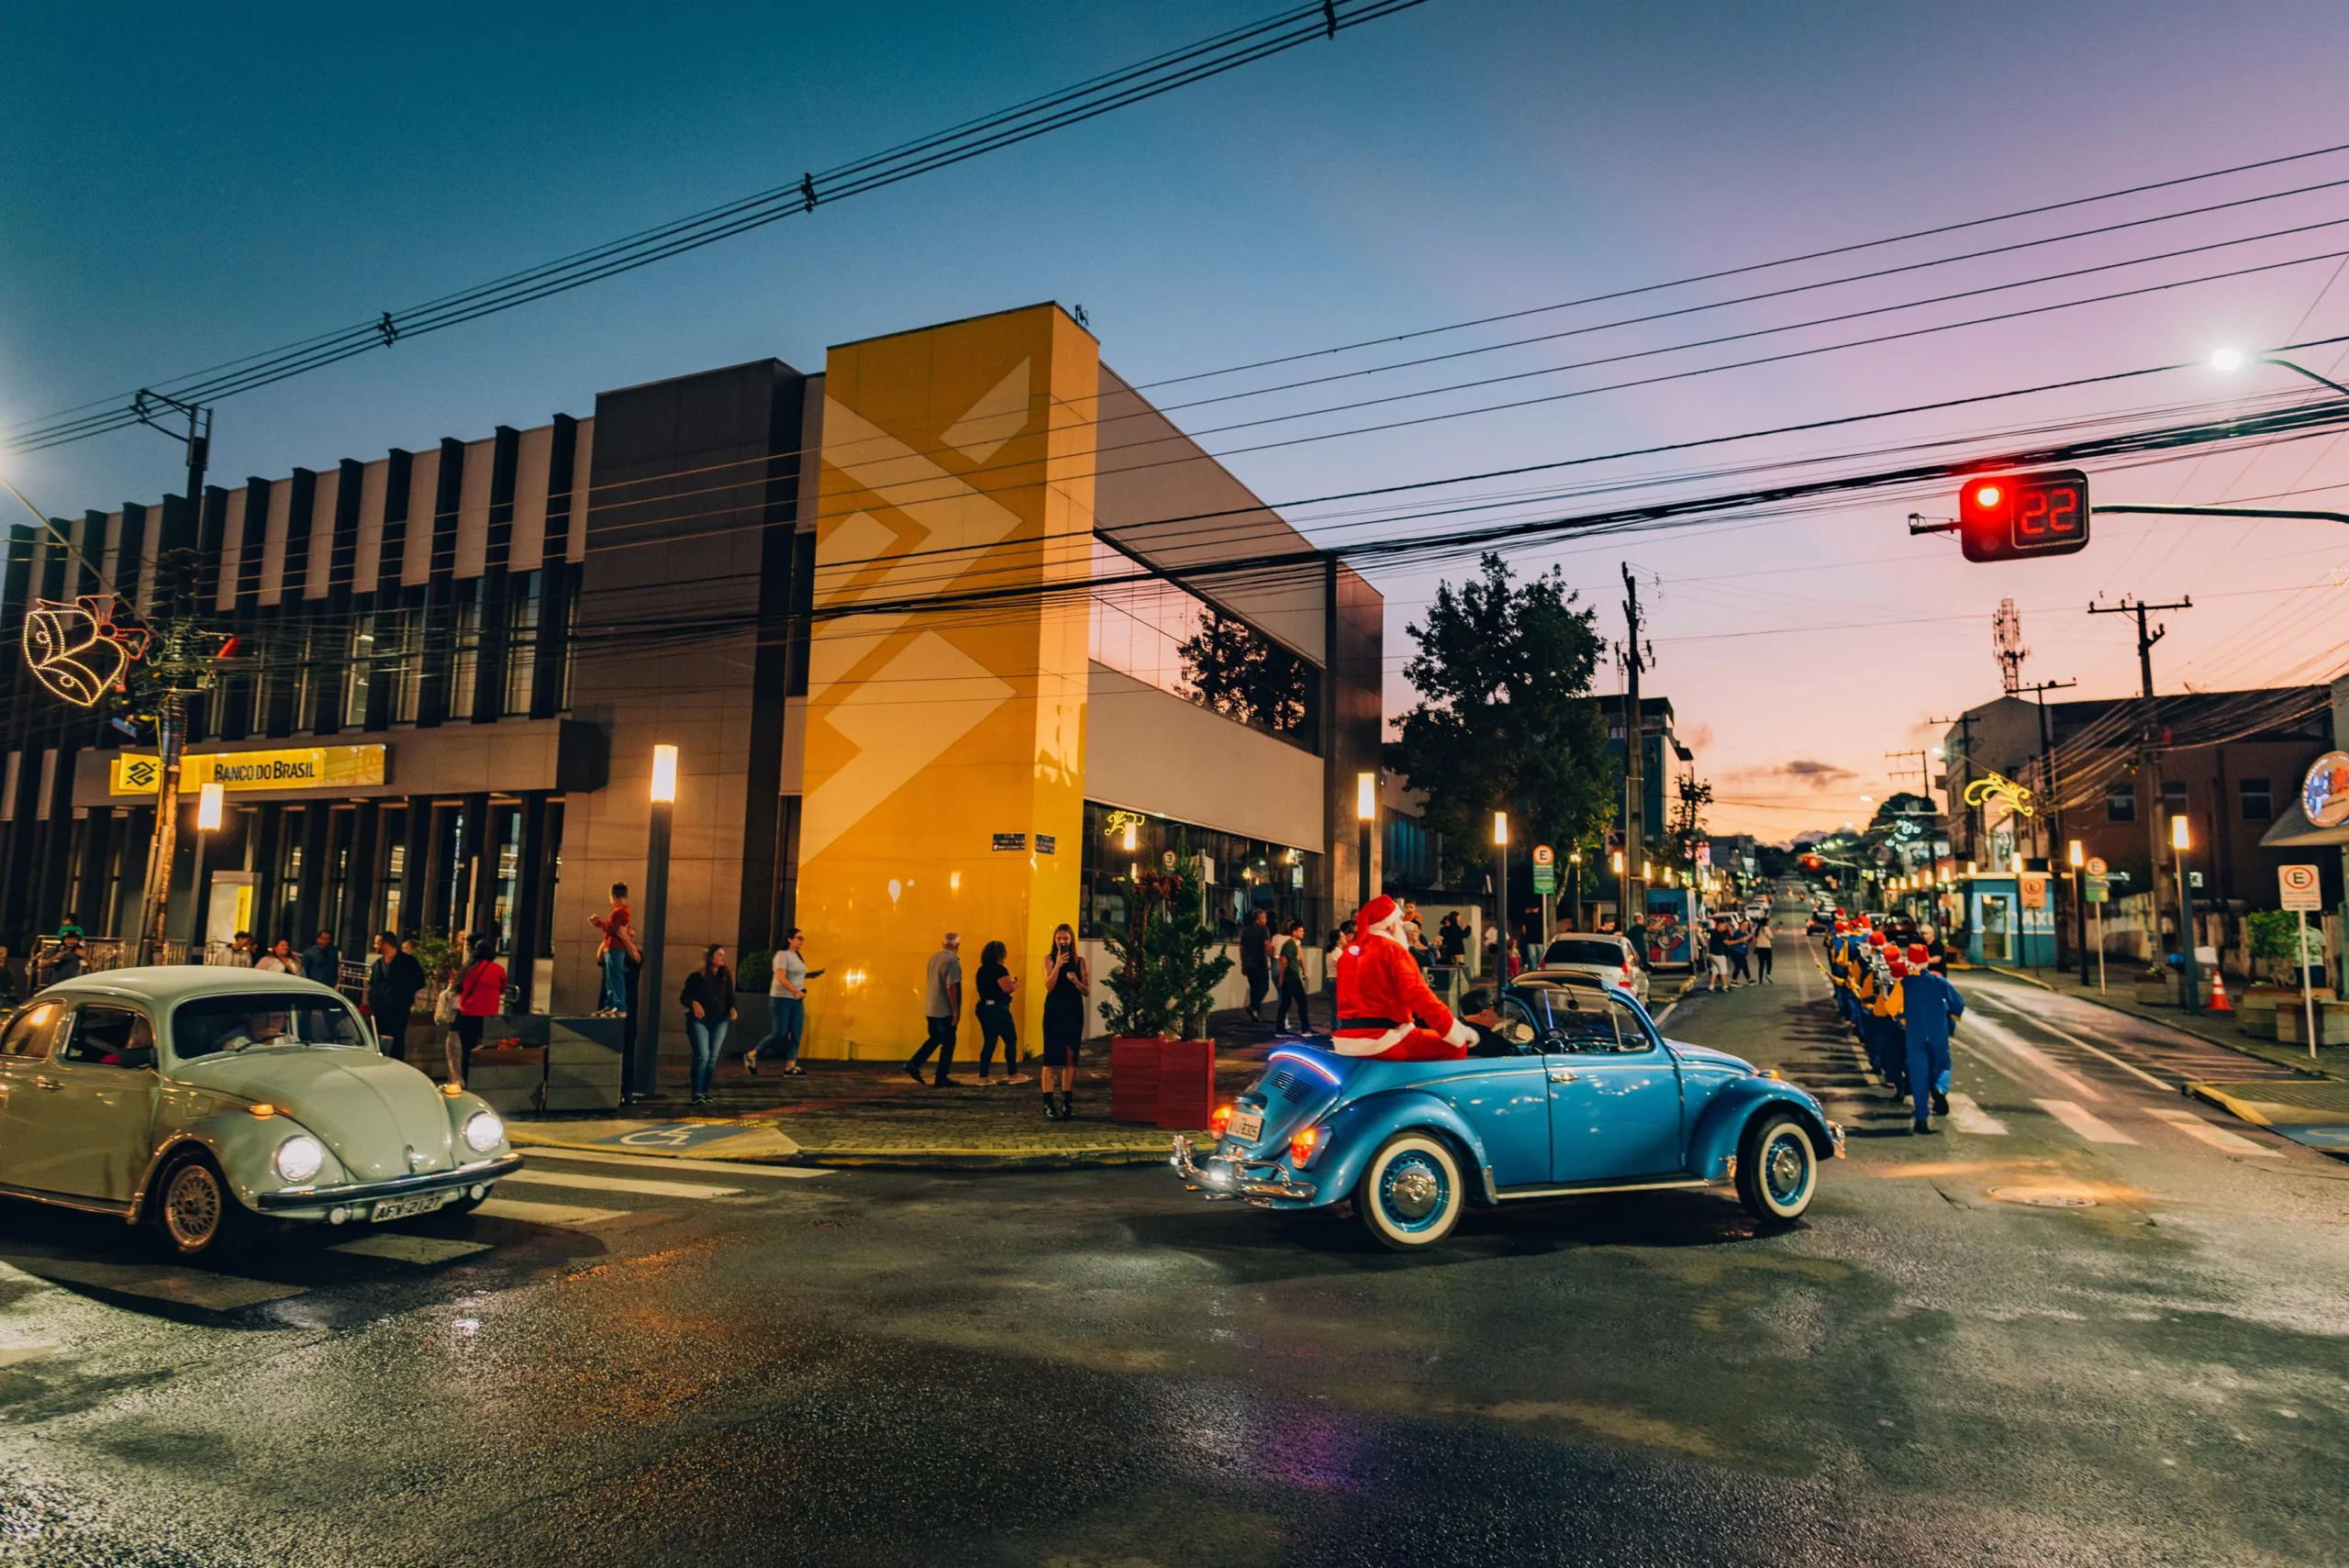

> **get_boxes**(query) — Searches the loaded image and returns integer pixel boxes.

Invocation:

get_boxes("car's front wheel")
[1736,1113,1818,1225]
[1355,1131,1464,1251]
[151,1151,250,1259]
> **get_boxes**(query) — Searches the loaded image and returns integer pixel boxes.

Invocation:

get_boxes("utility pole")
[2012,676,2076,967]
[2089,596,2191,963]
[129,393,212,965]
[1620,565,1649,934]
[1928,712,1978,860]
[1884,749,1932,802]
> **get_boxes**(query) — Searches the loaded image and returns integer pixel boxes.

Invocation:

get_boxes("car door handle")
[1547,1068,1579,1083]
[32,1076,61,1091]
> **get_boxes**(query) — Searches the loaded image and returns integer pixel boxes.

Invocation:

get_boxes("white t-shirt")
[255,955,288,973]
[772,949,807,998]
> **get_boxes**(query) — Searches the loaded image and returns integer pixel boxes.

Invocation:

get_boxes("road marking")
[1961,1014,2105,1100]
[524,1148,831,1180]
[1946,1093,2009,1135]
[1,1254,305,1310]
[2006,1009,2176,1092]
[2034,1098,2139,1144]
[2145,1105,2281,1155]
[473,1196,628,1228]
[328,1233,494,1264]
[503,1170,742,1200]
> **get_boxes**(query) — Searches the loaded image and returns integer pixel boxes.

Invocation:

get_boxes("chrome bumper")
[256,1154,523,1212]
[1169,1136,1317,1206]
[1825,1120,1847,1159]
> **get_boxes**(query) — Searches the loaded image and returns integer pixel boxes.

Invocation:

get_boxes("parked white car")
[1527,933,1649,1002]
[0,968,520,1257]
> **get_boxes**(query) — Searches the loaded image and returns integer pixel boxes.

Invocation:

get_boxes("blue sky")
[7,1,2349,837]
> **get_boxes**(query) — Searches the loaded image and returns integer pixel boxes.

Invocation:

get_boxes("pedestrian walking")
[749,928,812,1076]
[1728,920,1752,985]
[589,883,635,1016]
[255,938,294,973]
[444,937,506,1092]
[681,944,737,1105]
[1240,909,1270,1022]
[365,930,427,1061]
[1273,920,1313,1035]
[1705,921,1731,992]
[1753,917,1775,983]
[907,932,963,1087]
[37,935,83,989]
[1901,942,1963,1133]
[972,939,1026,1084]
[301,929,340,986]
[1438,913,1465,964]
[1040,923,1087,1119]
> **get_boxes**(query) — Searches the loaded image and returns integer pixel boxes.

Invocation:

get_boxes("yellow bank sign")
[110,745,387,796]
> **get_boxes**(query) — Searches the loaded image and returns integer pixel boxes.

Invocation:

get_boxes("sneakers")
[902,1062,923,1085]
[1932,1089,1950,1117]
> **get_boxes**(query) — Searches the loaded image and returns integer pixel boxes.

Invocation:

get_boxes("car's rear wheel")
[152,1151,249,1259]
[1736,1113,1817,1225]
[1355,1131,1464,1251]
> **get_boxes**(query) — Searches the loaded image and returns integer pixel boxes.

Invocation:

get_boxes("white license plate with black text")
[1228,1109,1264,1143]
[372,1192,455,1223]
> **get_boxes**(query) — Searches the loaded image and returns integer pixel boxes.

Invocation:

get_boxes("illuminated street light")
[635,744,680,1100]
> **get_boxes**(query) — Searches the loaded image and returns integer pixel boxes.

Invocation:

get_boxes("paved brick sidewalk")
[1984,963,2349,1082]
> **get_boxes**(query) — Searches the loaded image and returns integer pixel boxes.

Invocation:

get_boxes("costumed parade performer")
[1330,895,1478,1061]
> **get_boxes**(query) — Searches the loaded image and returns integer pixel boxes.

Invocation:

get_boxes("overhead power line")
[2,0,1431,454]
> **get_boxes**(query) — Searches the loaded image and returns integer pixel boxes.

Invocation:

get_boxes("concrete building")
[0,303,1381,1055]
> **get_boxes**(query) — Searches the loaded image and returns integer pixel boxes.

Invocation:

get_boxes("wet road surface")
[2,935,2344,1565]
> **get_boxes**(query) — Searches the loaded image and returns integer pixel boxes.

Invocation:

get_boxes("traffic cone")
[2208,966,2233,1012]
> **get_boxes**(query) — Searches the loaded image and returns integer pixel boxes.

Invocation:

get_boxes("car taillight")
[1209,1104,1234,1137]
[1289,1125,1321,1167]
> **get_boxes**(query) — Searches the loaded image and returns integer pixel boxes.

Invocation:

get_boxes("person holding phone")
[1040,923,1087,1120]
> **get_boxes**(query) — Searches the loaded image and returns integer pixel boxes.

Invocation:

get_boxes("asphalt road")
[3,931,2344,1567]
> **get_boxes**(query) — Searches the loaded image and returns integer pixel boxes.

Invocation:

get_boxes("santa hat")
[1358,895,1405,939]
[1908,942,1930,963]
[1867,930,1887,946]
[1887,957,1908,978]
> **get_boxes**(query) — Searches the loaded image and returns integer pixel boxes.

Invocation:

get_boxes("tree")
[1098,846,1235,1040]
[1388,553,1615,886]
[1177,611,1310,735]
[1665,777,1714,869]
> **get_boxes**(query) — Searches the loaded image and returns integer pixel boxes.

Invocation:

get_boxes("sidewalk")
[1982,962,2349,1083]
[508,1019,1283,1170]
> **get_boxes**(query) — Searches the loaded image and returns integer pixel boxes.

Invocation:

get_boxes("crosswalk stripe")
[2145,1105,2281,1156]
[1946,1093,2009,1135]
[1962,1014,2105,1100]
[525,1148,830,1180]
[1,1253,305,1311]
[473,1196,629,1227]
[2034,1097,2139,1144]
[504,1169,742,1199]
[328,1233,494,1264]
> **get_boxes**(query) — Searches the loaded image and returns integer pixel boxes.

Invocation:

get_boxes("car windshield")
[173,992,370,1060]
[1542,940,1626,967]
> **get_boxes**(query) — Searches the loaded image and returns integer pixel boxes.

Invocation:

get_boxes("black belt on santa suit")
[1337,1017,1401,1030]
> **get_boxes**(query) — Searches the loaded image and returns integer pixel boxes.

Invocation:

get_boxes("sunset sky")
[7,0,2349,841]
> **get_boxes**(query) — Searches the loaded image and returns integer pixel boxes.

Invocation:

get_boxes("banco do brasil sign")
[111,744,387,796]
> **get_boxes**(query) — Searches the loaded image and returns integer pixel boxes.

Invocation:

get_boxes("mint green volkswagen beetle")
[0,968,521,1258]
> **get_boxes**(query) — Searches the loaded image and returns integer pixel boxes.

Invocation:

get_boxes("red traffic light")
[1957,469,2091,563]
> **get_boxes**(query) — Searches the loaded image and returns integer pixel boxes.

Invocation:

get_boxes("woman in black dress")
[1040,922,1088,1120]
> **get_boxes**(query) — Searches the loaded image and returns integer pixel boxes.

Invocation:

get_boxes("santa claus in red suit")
[1330,895,1478,1061]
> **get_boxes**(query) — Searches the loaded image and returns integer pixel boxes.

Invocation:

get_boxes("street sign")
[2302,751,2349,828]
[2279,863,2324,911]
[2020,873,2050,910]
[1532,844,1554,867]
[2086,856,2108,876]
[1957,469,2091,563]
[1532,865,1557,895]
[2084,873,2109,904]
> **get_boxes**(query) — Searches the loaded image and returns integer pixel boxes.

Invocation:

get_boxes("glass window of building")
[342,620,374,728]
[1086,538,1318,747]
[2239,778,2271,820]
[2162,780,2188,813]
[2105,783,2135,823]
[1078,801,1321,945]
[504,573,540,717]
[387,611,421,725]
[449,584,482,721]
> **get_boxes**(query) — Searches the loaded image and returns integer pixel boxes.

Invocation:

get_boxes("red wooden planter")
[1110,1037,1162,1124]
[1155,1040,1216,1130]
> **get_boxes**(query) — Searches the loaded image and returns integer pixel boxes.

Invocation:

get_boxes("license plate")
[372,1191,454,1223]
[1228,1109,1264,1143]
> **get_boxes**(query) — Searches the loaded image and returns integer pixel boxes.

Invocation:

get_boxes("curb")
[788,1142,1179,1171]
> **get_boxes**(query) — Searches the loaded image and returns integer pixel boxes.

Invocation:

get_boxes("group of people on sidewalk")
[1825,916,1965,1135]
[905,927,1088,1119]
[1238,910,1319,1036]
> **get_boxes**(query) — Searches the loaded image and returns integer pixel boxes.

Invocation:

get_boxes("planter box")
[466,1046,547,1115]
[2132,978,2175,1006]
[1155,1040,1216,1130]
[2276,1001,2349,1047]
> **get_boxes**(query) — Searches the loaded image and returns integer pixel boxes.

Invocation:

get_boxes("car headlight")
[462,1109,505,1153]
[273,1134,326,1184]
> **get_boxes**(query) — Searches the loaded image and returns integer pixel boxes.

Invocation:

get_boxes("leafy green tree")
[1098,847,1234,1040]
[1178,613,1311,735]
[1665,777,1714,869]
[1388,553,1615,885]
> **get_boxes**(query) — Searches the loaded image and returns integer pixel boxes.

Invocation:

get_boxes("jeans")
[1243,968,1268,1018]
[1755,949,1774,981]
[599,949,629,1011]
[755,995,804,1062]
[374,1004,412,1062]
[687,1017,729,1097]
[977,1010,1017,1076]
[1274,973,1312,1033]
[908,1016,958,1084]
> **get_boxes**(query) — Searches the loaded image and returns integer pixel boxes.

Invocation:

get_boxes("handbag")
[434,981,462,1027]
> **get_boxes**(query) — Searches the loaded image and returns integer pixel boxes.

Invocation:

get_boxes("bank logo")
[121,758,159,791]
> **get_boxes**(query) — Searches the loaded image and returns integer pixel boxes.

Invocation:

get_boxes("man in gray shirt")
[905,931,963,1087]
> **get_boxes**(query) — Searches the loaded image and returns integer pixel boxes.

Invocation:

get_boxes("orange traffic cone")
[2208,966,2233,1012]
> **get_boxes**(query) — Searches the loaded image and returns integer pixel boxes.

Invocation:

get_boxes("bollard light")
[650,743,678,804]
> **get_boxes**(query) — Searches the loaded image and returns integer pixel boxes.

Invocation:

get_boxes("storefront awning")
[2257,795,2349,848]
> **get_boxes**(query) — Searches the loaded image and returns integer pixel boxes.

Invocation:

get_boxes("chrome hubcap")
[1381,1154,1446,1226]
[1766,1137,1807,1202]
[166,1167,220,1247]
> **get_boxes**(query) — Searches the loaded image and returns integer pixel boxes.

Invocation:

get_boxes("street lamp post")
[187,782,224,962]
[1493,810,1509,979]
[632,744,678,1103]
[2172,810,2199,1013]
[2068,839,2091,987]
[1355,771,1375,911]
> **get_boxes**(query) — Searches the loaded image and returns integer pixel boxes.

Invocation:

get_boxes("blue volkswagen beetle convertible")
[1171,976,1842,1249]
